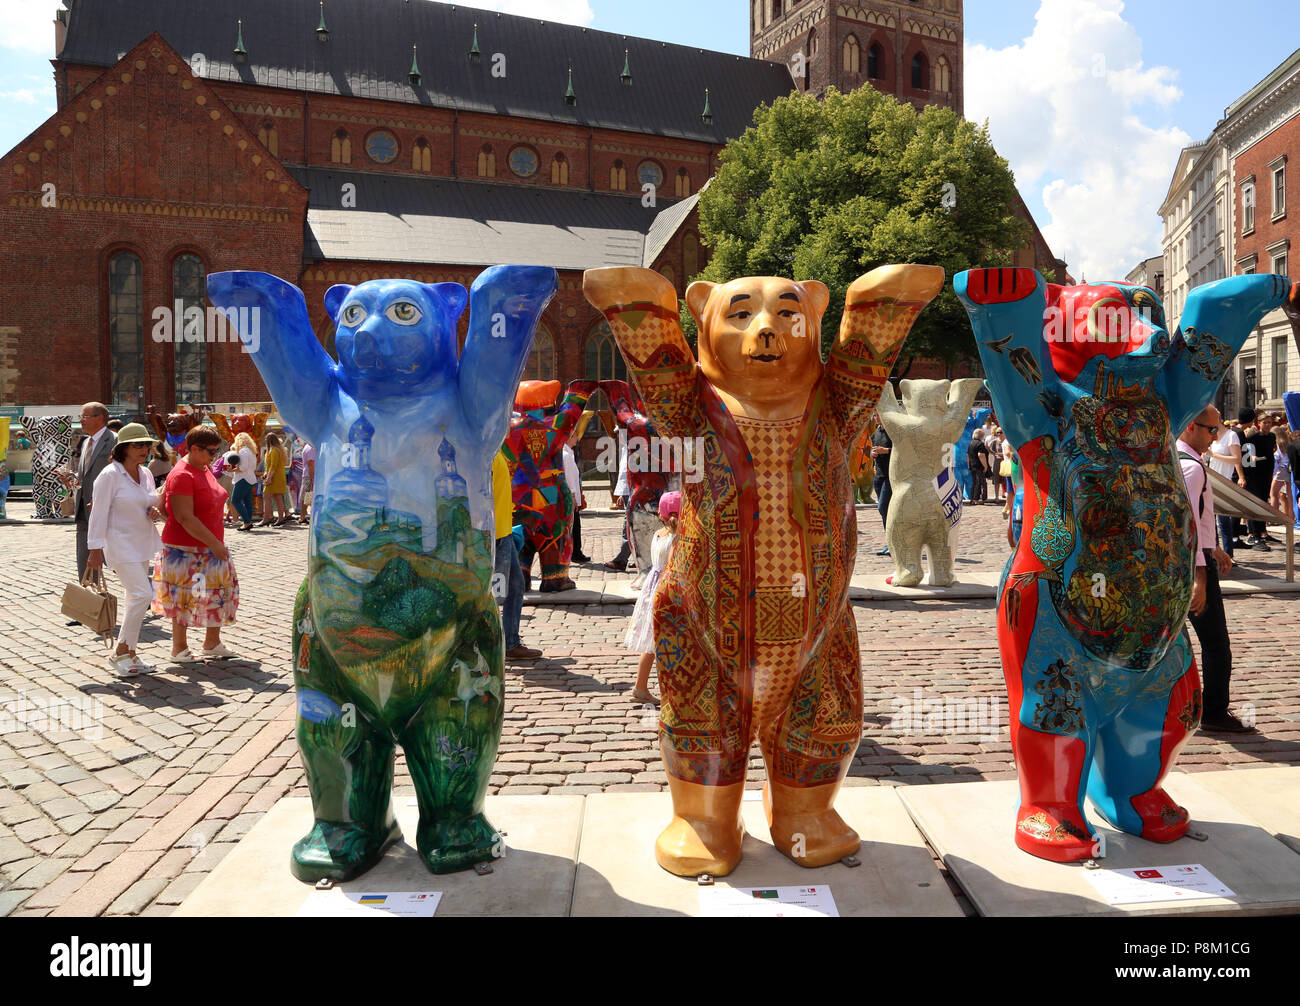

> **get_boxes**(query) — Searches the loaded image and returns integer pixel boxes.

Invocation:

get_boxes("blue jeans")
[1216,514,1236,557]
[873,475,892,527]
[494,534,524,649]
[231,479,254,524]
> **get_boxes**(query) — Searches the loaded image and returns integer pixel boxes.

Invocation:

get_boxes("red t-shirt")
[161,459,228,548]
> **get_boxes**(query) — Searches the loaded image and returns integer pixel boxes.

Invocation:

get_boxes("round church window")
[509,146,539,178]
[366,130,399,164]
[638,160,663,188]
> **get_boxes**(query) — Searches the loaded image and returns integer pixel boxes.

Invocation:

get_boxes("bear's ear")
[899,379,916,405]
[324,285,355,324]
[798,280,831,322]
[423,282,469,323]
[685,281,716,330]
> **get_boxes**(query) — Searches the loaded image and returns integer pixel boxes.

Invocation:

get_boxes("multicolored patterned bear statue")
[600,379,671,573]
[503,379,596,592]
[146,405,207,454]
[20,416,76,519]
[208,265,557,880]
[584,264,943,876]
[956,267,1297,862]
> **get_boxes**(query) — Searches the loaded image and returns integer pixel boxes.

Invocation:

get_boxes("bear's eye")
[778,309,796,319]
[341,304,367,327]
[727,310,751,321]
[385,301,423,326]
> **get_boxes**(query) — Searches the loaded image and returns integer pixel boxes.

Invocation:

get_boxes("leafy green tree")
[688,86,1030,376]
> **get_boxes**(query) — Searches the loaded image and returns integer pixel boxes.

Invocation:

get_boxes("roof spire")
[701,88,713,124]
[316,2,330,42]
[620,49,632,85]
[469,23,481,61]
[409,44,421,87]
[564,66,576,106]
[233,19,247,63]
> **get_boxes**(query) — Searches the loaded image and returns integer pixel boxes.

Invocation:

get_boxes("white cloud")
[438,0,595,26]
[1,1,65,56]
[0,89,46,105]
[965,0,1190,282]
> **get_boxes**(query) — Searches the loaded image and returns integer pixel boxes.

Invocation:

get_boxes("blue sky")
[2,0,1296,278]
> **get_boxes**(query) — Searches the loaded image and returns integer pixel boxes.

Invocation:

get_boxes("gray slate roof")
[288,167,692,271]
[61,0,794,143]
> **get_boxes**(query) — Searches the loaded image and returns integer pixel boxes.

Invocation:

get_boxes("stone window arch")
[551,152,569,185]
[843,35,861,74]
[257,120,278,157]
[412,137,432,172]
[171,252,208,405]
[868,41,884,80]
[108,251,144,410]
[523,324,556,381]
[911,51,929,89]
[331,129,351,164]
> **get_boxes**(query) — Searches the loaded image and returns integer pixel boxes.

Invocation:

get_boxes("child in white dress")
[624,491,679,706]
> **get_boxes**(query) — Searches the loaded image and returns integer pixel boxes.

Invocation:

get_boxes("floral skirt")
[152,544,240,627]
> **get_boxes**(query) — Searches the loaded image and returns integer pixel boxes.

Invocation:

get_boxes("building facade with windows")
[0,0,1064,414]
[1,0,792,415]
[751,0,963,116]
[1223,47,1300,413]
[1158,136,1228,331]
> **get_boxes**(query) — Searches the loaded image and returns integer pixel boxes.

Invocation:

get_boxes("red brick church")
[0,0,1063,413]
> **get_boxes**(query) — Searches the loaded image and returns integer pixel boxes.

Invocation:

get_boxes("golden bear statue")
[583,265,943,876]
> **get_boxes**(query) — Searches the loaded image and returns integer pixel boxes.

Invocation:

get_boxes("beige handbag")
[59,492,76,518]
[61,568,118,646]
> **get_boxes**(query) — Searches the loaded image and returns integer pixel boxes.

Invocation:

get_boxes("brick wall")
[0,35,307,411]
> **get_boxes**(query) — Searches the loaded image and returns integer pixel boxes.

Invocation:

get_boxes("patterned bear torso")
[1021,370,1194,684]
[304,392,497,717]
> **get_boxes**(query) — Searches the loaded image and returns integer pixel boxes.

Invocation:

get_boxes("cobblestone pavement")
[1,493,1297,916]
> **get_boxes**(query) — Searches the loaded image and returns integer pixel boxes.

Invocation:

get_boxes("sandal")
[169,648,198,664]
[631,688,661,707]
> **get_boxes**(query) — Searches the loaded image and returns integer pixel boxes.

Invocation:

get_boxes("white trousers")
[111,560,154,650]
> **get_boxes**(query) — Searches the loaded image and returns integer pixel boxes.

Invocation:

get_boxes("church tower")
[750,1,963,117]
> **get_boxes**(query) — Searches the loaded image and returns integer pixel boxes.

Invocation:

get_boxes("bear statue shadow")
[207,266,556,881]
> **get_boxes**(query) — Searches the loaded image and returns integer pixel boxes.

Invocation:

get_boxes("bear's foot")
[1014,802,1099,863]
[654,814,745,878]
[290,818,402,883]
[417,812,501,874]
[764,782,861,867]
[1124,787,1191,843]
[892,569,923,588]
[655,778,745,877]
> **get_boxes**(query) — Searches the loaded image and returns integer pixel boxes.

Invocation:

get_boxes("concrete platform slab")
[899,774,1300,916]
[1167,767,1300,855]
[849,571,998,601]
[571,788,962,917]
[174,796,583,917]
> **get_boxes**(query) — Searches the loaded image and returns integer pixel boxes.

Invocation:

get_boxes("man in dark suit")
[74,402,116,581]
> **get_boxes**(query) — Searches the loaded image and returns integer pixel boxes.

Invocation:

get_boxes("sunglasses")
[1194,422,1219,435]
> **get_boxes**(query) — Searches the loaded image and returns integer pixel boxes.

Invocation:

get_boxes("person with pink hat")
[623,491,680,705]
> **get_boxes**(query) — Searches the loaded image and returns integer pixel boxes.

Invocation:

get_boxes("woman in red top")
[152,426,241,663]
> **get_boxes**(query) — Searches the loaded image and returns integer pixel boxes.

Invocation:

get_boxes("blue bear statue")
[207,266,556,880]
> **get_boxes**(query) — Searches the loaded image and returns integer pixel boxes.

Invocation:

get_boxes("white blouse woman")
[86,423,163,676]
